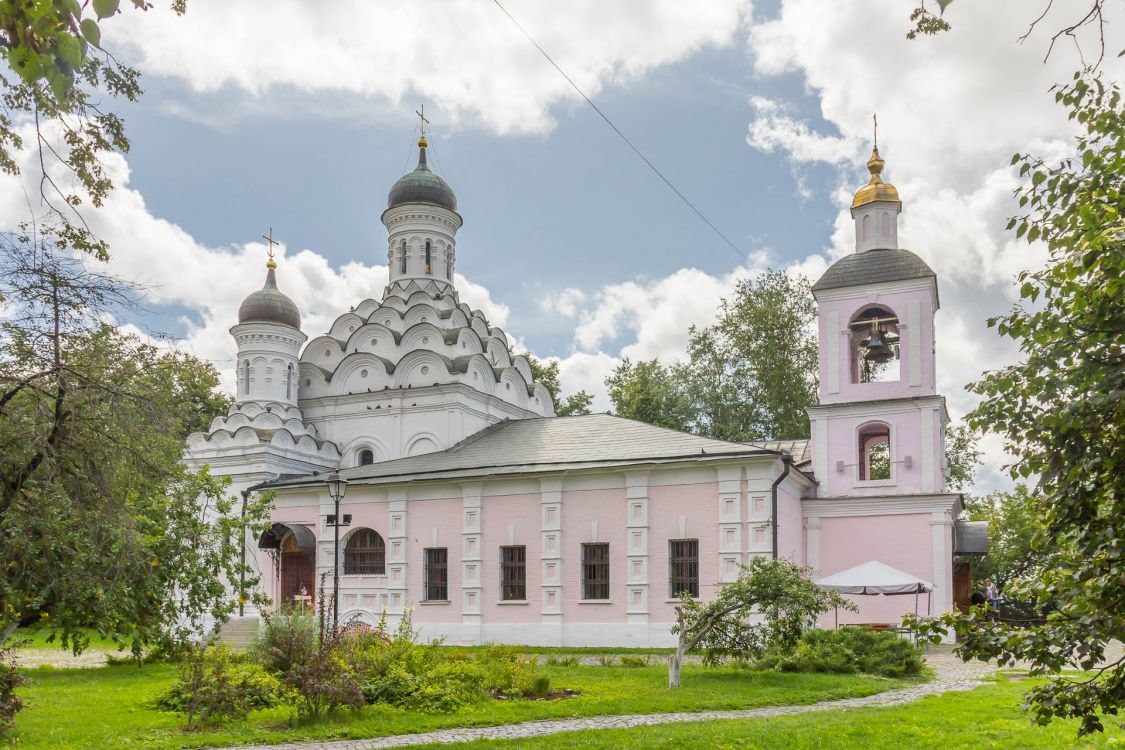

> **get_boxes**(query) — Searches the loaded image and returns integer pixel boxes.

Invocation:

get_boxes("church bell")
[861,328,894,363]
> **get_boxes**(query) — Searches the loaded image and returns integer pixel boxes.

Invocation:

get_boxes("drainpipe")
[770,452,794,560]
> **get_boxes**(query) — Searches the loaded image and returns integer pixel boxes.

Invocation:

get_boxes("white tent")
[815,561,935,627]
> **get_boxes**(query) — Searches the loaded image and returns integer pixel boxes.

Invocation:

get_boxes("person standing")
[984,579,999,611]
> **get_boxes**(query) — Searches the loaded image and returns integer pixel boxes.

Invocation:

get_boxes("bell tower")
[806,145,947,497]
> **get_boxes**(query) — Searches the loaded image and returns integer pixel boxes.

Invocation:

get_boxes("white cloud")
[106,0,752,134]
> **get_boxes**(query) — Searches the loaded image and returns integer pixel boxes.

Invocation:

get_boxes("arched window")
[881,211,890,237]
[849,306,900,384]
[858,422,892,481]
[446,250,453,279]
[243,360,250,395]
[344,529,385,575]
[862,213,871,240]
[424,240,431,274]
[286,363,293,400]
[357,448,374,466]
[400,240,407,275]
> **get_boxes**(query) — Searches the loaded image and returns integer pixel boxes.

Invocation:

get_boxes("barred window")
[400,240,407,274]
[357,449,374,466]
[582,543,610,600]
[500,545,526,601]
[424,548,448,601]
[669,539,699,598]
[424,240,432,274]
[343,529,385,575]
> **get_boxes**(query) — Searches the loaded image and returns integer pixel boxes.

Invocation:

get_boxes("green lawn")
[10,626,126,652]
[414,679,1125,749]
[3,661,914,749]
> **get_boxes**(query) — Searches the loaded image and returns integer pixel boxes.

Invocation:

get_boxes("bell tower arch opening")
[849,305,900,384]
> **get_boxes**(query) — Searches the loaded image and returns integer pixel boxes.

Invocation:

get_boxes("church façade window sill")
[418,600,451,606]
[495,600,529,605]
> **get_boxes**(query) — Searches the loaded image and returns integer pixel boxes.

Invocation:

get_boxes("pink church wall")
[403,496,462,623]
[776,482,805,564]
[648,482,721,621]
[817,513,934,625]
[561,487,629,622]
[479,492,542,622]
[821,410,933,496]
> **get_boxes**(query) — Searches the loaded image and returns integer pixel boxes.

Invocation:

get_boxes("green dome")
[387,146,457,212]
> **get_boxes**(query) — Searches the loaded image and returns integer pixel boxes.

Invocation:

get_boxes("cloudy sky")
[1,0,1119,494]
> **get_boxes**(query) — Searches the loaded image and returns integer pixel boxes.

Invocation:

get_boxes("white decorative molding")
[624,471,650,621]
[801,493,959,518]
[540,477,563,623]
[460,482,483,623]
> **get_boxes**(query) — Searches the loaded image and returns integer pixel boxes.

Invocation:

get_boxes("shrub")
[756,627,923,678]
[523,673,551,698]
[596,655,617,667]
[544,654,579,667]
[620,655,648,668]
[0,645,24,735]
[156,643,281,729]
[258,576,364,720]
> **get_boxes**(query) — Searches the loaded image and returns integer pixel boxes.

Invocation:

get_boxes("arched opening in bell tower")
[849,306,901,384]
[857,421,892,481]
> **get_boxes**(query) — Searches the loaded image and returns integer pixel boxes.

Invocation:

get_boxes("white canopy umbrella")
[816,561,935,628]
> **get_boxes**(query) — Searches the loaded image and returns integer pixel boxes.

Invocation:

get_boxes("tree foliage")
[0,1,185,258]
[0,228,260,653]
[605,357,692,432]
[908,73,1124,735]
[606,270,818,441]
[667,557,852,688]
[944,421,982,492]
[681,270,818,441]
[525,355,593,417]
[963,485,1046,591]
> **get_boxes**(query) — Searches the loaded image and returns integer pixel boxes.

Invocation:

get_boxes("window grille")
[669,539,699,598]
[424,548,448,601]
[500,545,526,601]
[343,529,385,575]
[581,543,610,600]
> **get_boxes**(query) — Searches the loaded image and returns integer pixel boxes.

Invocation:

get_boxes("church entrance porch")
[258,521,318,606]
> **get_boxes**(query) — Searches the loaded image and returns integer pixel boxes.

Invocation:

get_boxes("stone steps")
[214,616,261,649]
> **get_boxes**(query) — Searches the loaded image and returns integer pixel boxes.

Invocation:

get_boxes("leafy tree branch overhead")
[0,0,185,258]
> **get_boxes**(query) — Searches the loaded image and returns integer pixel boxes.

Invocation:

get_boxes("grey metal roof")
[812,247,935,293]
[751,439,812,466]
[273,413,782,488]
[954,520,989,556]
[387,147,457,211]
[238,268,301,328]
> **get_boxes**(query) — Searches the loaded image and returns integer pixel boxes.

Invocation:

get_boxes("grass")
[10,626,126,652]
[413,678,1125,749]
[2,660,914,749]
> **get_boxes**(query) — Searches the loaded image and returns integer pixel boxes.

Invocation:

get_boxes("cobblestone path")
[221,652,997,750]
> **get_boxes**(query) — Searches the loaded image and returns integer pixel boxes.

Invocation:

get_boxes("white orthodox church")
[185,131,982,646]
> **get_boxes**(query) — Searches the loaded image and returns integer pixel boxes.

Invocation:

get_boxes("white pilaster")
[908,299,922,386]
[716,466,743,582]
[387,489,408,612]
[540,477,563,627]
[804,517,821,574]
[624,471,649,622]
[460,482,483,625]
[826,311,840,394]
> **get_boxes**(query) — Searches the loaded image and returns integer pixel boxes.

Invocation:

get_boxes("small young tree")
[668,557,852,688]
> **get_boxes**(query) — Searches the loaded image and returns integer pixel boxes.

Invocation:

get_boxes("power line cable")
[489,0,748,263]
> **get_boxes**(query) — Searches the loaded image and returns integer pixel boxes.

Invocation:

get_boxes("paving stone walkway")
[219,651,998,750]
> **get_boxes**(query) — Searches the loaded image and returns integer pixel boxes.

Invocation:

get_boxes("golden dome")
[851,147,901,209]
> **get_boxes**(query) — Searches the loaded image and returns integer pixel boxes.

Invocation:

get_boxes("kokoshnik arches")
[185,128,983,646]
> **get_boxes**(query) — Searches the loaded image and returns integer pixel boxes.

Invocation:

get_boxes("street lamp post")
[325,472,348,630]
